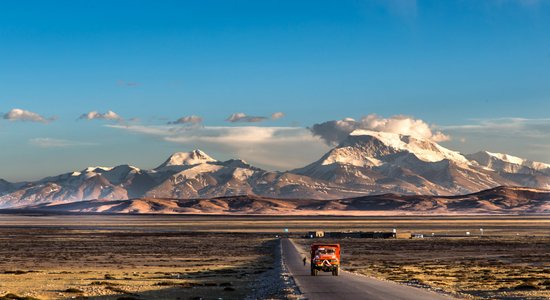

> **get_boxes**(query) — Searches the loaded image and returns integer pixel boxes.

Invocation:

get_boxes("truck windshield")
[318,248,335,255]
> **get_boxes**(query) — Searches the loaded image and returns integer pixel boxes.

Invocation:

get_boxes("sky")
[1,0,550,181]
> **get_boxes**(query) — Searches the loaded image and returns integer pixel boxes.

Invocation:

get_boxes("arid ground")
[0,214,548,299]
[0,218,281,299]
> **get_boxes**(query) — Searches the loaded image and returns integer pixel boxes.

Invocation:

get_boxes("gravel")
[245,238,303,300]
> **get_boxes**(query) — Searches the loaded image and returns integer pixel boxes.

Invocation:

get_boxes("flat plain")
[0,214,548,299]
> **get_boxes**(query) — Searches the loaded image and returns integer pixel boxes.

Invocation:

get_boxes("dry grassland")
[0,228,276,300]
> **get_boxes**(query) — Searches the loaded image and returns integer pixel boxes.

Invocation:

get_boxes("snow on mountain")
[467,151,550,175]
[156,149,217,170]
[348,130,471,164]
[1,135,550,209]
[293,130,507,195]
[144,156,266,199]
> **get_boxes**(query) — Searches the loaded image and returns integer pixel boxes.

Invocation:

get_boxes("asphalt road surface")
[282,238,454,300]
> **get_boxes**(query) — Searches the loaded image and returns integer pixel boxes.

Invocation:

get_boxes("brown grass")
[0,228,277,299]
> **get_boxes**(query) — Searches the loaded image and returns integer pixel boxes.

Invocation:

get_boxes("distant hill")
[13,186,549,215]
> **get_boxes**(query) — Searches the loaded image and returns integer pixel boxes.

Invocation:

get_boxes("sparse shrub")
[3,270,28,275]
[0,294,40,300]
[90,281,119,286]
[514,283,538,290]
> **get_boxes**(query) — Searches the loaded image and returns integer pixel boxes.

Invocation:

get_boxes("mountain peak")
[157,149,217,169]
[467,151,550,173]
[469,151,525,164]
[344,130,469,164]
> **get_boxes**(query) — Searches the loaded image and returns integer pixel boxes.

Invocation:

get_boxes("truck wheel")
[311,268,316,276]
[333,267,340,276]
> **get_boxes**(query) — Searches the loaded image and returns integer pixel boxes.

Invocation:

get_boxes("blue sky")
[1,0,550,181]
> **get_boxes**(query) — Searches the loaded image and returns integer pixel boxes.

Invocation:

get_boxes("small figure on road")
[303,256,307,266]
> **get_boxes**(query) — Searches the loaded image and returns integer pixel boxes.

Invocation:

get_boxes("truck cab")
[310,243,340,276]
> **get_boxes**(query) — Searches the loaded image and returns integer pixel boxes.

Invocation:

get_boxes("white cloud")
[361,114,450,142]
[226,112,267,123]
[168,115,203,125]
[29,138,96,148]
[3,108,53,123]
[310,114,450,145]
[79,110,122,121]
[107,124,329,170]
[271,112,285,120]
[98,115,550,168]
[440,117,550,164]
[442,118,550,141]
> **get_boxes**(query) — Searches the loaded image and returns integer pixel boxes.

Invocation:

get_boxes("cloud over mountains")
[226,112,286,123]
[29,138,96,148]
[107,124,328,170]
[310,114,450,146]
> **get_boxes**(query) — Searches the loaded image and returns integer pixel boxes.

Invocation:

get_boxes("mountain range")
[1,129,550,209]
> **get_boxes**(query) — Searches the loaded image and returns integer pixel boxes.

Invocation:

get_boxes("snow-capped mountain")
[155,149,217,171]
[465,151,550,189]
[1,130,550,208]
[467,151,550,175]
[292,130,511,195]
[0,164,156,208]
[0,149,343,208]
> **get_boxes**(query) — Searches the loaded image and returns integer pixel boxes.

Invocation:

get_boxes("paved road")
[282,238,454,300]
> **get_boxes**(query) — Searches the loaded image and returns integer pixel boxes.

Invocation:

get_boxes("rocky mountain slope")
[1,130,550,208]
[16,186,550,215]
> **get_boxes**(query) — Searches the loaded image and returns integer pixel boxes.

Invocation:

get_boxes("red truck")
[310,243,340,276]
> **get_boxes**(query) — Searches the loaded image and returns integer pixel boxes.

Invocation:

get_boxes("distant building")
[306,231,325,238]
[396,232,412,239]
[317,231,396,239]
